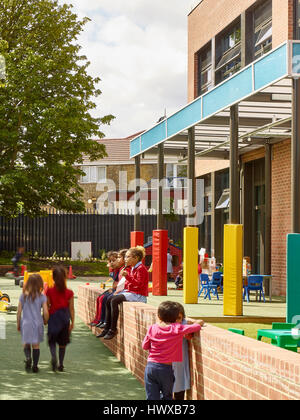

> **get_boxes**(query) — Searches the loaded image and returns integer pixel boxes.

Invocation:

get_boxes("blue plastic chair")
[211,271,223,293]
[198,273,219,300]
[243,275,265,303]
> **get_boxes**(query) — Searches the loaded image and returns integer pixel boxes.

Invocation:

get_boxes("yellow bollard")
[223,224,243,316]
[183,226,199,304]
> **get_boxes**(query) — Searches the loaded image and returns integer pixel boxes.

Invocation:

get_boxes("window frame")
[253,0,272,60]
[80,165,107,184]
[197,43,213,96]
[215,20,241,84]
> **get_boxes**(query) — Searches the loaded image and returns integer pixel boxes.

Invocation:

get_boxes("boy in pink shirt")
[142,301,204,400]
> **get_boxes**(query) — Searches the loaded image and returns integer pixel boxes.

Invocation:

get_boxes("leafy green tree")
[0,0,114,217]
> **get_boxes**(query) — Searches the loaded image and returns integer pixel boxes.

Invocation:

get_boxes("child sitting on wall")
[89,251,119,327]
[98,246,148,340]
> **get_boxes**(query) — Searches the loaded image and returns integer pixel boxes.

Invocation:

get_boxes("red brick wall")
[188,0,295,101]
[78,285,300,400]
[271,139,291,296]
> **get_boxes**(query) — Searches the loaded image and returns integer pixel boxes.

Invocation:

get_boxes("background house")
[78,132,188,214]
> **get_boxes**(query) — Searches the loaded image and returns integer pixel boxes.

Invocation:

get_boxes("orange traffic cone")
[68,266,76,279]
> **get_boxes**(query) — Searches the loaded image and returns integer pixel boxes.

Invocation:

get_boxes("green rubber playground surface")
[0,275,287,400]
[0,277,145,401]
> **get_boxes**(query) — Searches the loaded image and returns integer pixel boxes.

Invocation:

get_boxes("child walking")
[142,301,204,400]
[17,274,49,373]
[46,265,74,372]
[98,246,148,340]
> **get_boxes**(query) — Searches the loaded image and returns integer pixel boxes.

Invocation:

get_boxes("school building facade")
[189,0,296,296]
[129,0,300,298]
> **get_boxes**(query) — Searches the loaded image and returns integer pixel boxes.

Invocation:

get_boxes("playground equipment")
[0,290,16,313]
[22,269,55,290]
[5,264,26,286]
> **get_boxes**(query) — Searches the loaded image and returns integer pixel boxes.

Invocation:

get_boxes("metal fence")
[0,209,186,257]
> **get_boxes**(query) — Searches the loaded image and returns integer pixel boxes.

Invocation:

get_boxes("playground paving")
[86,276,286,320]
[0,275,287,400]
[0,276,145,401]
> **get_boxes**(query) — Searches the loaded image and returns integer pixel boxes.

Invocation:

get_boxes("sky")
[62,0,198,139]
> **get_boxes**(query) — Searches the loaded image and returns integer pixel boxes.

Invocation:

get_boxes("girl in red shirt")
[98,246,148,340]
[46,265,74,372]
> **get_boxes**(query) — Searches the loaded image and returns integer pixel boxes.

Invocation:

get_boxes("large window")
[80,166,106,183]
[166,164,187,188]
[254,0,272,59]
[197,43,212,96]
[215,21,241,84]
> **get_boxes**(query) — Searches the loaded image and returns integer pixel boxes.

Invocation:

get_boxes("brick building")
[79,132,188,214]
[129,0,300,297]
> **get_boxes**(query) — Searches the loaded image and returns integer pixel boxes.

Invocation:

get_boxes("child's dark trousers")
[144,362,175,400]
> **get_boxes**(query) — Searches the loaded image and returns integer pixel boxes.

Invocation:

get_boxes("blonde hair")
[24,274,44,301]
[128,246,146,261]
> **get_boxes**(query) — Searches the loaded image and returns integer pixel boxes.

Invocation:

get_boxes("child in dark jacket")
[98,246,148,340]
[89,251,119,327]
[95,249,130,334]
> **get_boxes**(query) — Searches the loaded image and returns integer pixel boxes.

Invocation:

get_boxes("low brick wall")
[0,265,12,276]
[78,285,300,400]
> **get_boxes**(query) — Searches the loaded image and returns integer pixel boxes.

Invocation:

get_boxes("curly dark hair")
[157,301,181,323]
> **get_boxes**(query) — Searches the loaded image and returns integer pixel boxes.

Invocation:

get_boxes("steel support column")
[157,143,165,229]
[187,126,196,226]
[134,155,141,232]
[229,105,240,224]
[265,142,272,278]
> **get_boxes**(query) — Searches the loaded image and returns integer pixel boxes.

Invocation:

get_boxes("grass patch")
[0,258,109,277]
[212,322,273,341]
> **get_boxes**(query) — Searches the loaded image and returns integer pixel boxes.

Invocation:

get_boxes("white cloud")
[62,0,194,138]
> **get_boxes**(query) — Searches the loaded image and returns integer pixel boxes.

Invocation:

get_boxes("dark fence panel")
[0,211,186,257]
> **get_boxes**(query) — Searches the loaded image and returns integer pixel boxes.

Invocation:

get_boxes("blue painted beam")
[130,42,289,159]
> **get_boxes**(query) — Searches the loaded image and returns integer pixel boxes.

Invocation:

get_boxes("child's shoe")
[97,329,109,338]
[24,358,32,372]
[51,358,57,372]
[104,329,117,340]
[97,322,106,329]
[58,365,64,372]
[32,366,39,373]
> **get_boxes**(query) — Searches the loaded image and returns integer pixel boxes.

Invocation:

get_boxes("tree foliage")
[0,0,114,217]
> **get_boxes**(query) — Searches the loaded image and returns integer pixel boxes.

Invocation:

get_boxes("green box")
[287,234,300,323]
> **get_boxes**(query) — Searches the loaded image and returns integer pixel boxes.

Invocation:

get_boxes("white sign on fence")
[71,242,92,261]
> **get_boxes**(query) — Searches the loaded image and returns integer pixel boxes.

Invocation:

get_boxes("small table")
[257,329,298,352]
